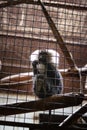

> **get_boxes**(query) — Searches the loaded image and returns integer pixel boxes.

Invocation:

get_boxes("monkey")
[31,50,63,98]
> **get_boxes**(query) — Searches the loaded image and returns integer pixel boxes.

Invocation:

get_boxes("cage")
[0,0,87,130]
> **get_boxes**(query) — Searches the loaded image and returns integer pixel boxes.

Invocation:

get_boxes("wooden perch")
[0,93,84,116]
[0,72,32,86]
[59,103,87,127]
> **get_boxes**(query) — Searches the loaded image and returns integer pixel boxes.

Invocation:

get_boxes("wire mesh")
[0,0,87,130]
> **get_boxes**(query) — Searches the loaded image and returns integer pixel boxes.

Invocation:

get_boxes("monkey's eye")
[39,55,46,62]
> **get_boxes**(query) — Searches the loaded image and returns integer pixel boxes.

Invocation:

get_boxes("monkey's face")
[37,63,46,74]
[37,51,49,73]
[38,51,51,64]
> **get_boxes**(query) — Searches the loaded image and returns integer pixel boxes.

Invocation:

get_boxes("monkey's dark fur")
[32,51,63,98]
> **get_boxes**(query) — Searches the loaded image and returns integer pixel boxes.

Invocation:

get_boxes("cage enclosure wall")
[0,0,87,130]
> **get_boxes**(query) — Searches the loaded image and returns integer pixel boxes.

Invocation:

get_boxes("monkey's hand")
[32,60,38,68]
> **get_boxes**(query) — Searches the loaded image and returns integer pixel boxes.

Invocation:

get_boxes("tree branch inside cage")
[38,0,77,70]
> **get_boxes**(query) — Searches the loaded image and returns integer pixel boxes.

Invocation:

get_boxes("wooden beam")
[0,120,42,129]
[40,113,67,123]
[0,0,87,11]
[39,113,87,123]
[0,93,84,116]
[59,103,87,127]
[0,120,87,130]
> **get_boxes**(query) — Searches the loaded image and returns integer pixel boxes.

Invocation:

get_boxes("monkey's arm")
[47,63,61,81]
[47,63,63,90]
[32,60,39,75]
